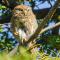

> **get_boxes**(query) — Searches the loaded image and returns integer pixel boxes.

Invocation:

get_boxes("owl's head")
[14,5,32,11]
[12,5,32,18]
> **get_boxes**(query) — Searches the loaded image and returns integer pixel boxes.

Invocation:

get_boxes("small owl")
[11,5,38,43]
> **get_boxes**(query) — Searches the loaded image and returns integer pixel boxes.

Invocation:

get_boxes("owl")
[11,5,38,43]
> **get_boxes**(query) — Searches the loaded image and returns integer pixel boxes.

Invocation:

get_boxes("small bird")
[10,5,38,43]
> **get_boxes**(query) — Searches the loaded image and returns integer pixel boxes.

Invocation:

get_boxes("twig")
[40,22,60,34]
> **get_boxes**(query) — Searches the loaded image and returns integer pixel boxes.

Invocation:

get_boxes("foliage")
[0,5,6,9]
[36,35,60,57]
[0,46,60,60]
[0,24,18,52]
[0,5,12,23]
[0,26,60,59]
[40,35,60,48]
[0,46,38,60]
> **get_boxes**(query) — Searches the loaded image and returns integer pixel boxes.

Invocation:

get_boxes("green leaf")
[2,6,6,9]
[0,5,6,10]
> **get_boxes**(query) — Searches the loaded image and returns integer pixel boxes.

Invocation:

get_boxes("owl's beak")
[24,11,27,16]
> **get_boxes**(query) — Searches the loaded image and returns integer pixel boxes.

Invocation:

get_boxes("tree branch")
[40,22,60,34]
